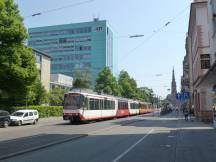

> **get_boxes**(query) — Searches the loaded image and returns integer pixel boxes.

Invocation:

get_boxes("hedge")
[13,106,63,118]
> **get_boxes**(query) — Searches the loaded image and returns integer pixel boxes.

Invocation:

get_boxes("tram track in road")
[0,115,150,161]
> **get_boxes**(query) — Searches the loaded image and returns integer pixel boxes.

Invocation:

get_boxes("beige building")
[33,48,51,91]
[187,0,213,121]
[184,0,216,121]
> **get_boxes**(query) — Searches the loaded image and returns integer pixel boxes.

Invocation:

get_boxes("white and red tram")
[63,91,153,123]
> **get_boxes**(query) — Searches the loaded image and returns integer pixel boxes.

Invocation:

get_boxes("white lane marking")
[112,129,154,162]
[160,144,171,148]
[168,135,176,138]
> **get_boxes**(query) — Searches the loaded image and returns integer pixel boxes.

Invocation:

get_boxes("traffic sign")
[176,92,190,101]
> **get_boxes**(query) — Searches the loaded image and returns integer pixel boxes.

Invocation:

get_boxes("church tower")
[171,68,177,96]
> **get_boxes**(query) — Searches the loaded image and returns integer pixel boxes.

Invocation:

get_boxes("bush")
[13,106,63,118]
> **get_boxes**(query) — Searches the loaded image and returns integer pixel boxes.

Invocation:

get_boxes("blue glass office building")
[28,19,117,85]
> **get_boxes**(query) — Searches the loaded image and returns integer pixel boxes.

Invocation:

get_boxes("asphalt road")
[1,112,215,162]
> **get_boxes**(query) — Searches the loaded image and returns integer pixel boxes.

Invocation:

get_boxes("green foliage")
[73,69,92,89]
[94,69,156,102]
[0,0,38,107]
[48,87,67,106]
[118,70,139,99]
[139,87,155,103]
[14,106,63,118]
[30,78,48,105]
[95,67,120,96]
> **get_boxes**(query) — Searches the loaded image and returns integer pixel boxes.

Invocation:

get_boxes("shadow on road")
[0,133,87,160]
[2,127,216,162]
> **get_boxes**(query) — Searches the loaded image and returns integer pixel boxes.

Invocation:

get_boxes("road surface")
[0,112,215,162]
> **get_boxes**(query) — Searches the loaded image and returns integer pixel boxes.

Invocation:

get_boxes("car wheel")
[18,121,22,126]
[3,121,9,128]
[33,120,37,125]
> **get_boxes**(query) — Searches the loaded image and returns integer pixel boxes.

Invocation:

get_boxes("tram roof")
[67,89,150,104]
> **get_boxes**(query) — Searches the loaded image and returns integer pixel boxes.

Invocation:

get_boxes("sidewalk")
[175,114,216,162]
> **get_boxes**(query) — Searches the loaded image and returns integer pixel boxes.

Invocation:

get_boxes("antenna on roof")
[93,17,99,22]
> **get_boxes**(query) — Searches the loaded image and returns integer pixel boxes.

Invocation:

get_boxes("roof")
[15,109,38,112]
[0,110,9,112]
[28,19,107,31]
[32,48,51,58]
[66,90,151,104]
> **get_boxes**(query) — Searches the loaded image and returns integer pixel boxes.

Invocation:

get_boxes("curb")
[0,134,88,160]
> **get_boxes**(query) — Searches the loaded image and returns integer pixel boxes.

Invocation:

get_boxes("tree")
[31,78,48,105]
[72,69,92,89]
[118,70,138,99]
[48,87,67,106]
[0,0,38,107]
[139,87,155,102]
[95,67,120,96]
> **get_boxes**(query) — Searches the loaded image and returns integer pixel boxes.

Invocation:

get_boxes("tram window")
[94,99,99,110]
[118,101,127,109]
[89,99,94,110]
[100,100,104,110]
[104,100,114,110]
[83,98,88,110]
[124,102,128,109]
[111,101,115,109]
[118,102,121,109]
[108,101,111,109]
[89,99,100,110]
[104,100,110,110]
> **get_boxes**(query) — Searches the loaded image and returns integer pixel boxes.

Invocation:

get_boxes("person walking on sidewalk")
[183,108,189,121]
[189,108,193,121]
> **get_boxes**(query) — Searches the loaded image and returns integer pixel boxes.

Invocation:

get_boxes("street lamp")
[129,34,144,38]
[155,74,163,77]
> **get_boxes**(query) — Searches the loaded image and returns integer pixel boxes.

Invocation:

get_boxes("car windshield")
[11,112,24,117]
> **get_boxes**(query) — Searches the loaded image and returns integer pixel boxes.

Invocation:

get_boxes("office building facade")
[33,48,51,91]
[28,19,116,86]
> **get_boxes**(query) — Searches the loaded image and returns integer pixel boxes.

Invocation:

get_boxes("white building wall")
[50,74,73,89]
[41,56,51,91]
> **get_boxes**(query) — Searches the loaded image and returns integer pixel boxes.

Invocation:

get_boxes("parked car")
[10,109,39,126]
[0,110,10,128]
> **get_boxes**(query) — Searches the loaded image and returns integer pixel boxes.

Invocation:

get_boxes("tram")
[63,90,154,123]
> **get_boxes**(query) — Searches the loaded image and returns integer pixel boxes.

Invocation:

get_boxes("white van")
[10,109,39,126]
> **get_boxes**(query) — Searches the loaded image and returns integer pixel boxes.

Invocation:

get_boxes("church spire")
[171,68,177,95]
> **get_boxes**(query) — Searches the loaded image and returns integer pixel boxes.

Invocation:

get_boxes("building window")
[29,27,92,38]
[200,54,211,69]
[96,27,103,32]
[59,38,67,44]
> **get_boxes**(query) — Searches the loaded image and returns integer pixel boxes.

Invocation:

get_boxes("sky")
[16,0,192,98]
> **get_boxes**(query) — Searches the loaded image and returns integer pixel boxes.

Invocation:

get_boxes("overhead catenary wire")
[120,4,190,63]
[25,0,95,18]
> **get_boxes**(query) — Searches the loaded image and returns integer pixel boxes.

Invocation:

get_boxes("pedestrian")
[183,109,189,121]
[175,108,179,117]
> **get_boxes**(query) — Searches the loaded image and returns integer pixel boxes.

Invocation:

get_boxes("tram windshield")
[64,93,85,109]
